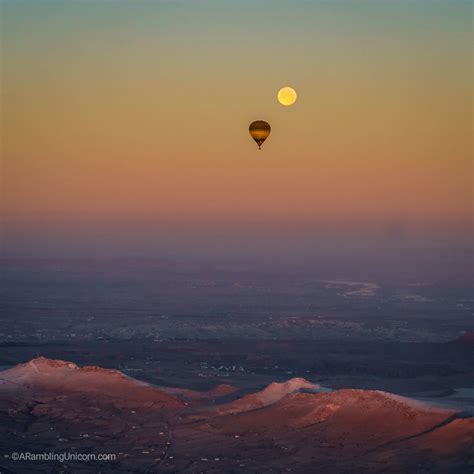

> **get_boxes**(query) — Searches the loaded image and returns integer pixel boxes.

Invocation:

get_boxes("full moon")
[277,86,297,106]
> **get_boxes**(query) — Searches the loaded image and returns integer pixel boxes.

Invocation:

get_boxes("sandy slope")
[209,377,321,414]
[0,357,183,408]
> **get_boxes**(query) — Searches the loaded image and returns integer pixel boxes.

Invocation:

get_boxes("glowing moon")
[277,86,297,106]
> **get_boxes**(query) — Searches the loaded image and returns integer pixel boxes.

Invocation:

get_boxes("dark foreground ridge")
[0,357,473,473]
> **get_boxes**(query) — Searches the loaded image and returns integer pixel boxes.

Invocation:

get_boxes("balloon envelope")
[249,120,271,149]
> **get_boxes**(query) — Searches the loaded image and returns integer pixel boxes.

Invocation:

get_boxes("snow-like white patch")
[400,294,433,303]
[320,280,379,297]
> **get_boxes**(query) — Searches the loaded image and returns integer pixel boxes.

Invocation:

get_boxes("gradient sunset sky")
[2,0,472,262]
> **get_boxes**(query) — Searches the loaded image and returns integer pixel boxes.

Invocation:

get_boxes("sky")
[1,0,472,269]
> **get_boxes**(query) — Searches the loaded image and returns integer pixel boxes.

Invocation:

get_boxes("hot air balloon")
[249,120,271,150]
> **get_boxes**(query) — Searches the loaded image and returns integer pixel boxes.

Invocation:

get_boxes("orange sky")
[2,1,472,250]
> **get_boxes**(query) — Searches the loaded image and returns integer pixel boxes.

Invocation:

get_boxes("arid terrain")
[0,357,473,473]
[1,258,472,472]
